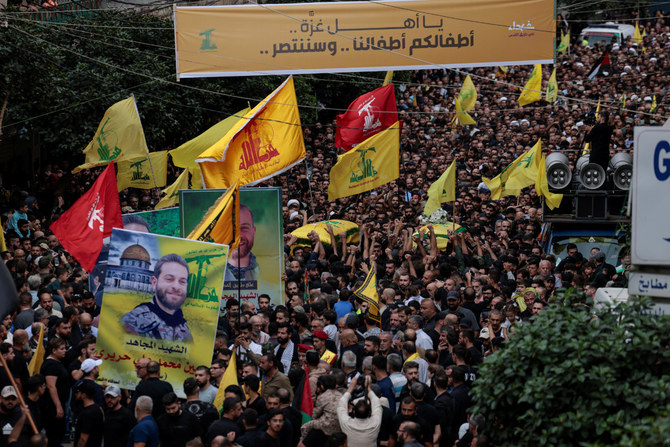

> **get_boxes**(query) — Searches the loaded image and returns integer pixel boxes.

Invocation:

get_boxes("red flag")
[50,164,122,272]
[335,84,398,151]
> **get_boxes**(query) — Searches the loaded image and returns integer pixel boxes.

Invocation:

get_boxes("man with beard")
[122,254,193,342]
[273,323,297,374]
[194,366,218,404]
[0,386,22,446]
[260,354,293,401]
[103,385,135,447]
[157,392,201,447]
[225,204,260,281]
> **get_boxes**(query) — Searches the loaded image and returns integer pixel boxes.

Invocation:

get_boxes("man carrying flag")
[336,84,398,151]
[587,51,611,80]
[50,164,122,272]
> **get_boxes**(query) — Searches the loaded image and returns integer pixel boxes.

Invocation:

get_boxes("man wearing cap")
[74,380,104,447]
[296,343,312,369]
[71,358,105,426]
[0,385,21,446]
[103,384,135,447]
[444,291,480,332]
[312,330,337,366]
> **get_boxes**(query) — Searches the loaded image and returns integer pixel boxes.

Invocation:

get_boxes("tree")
[472,292,670,446]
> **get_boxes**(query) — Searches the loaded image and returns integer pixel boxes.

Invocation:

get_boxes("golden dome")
[121,244,150,264]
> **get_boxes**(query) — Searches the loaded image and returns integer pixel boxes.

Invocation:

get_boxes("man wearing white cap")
[0,386,24,446]
[104,385,135,447]
[71,358,105,422]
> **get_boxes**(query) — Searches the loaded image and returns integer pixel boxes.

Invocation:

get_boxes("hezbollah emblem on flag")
[350,147,378,183]
[94,118,122,162]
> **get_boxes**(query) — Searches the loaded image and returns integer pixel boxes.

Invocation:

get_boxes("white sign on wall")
[632,127,670,265]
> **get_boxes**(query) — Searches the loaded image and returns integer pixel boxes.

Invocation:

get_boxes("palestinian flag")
[292,367,313,424]
[587,51,611,80]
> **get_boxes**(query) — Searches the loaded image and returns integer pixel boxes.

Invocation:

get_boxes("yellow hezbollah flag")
[197,77,305,188]
[353,263,380,324]
[536,154,563,210]
[155,169,189,210]
[170,108,250,171]
[0,229,6,253]
[557,30,570,54]
[651,95,658,113]
[187,180,240,249]
[633,22,643,44]
[189,166,204,190]
[73,96,149,173]
[484,139,542,199]
[458,75,477,111]
[452,97,476,127]
[116,150,168,192]
[327,122,400,201]
[213,350,239,412]
[518,64,543,106]
[28,325,45,375]
[382,71,394,86]
[582,99,601,155]
[424,160,456,216]
[546,67,558,103]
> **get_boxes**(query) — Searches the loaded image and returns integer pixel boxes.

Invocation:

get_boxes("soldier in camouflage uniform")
[122,254,193,342]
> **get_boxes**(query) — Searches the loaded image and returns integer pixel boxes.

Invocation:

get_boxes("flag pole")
[304,159,316,217]
[0,354,37,434]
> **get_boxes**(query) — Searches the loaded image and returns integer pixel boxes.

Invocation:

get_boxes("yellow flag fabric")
[353,263,380,324]
[327,122,400,201]
[633,23,643,44]
[383,71,394,86]
[116,150,168,192]
[187,180,240,249]
[189,166,204,190]
[197,77,305,188]
[582,99,601,155]
[73,96,149,173]
[518,64,543,106]
[452,97,476,127]
[651,95,658,113]
[620,93,626,110]
[458,75,477,111]
[498,66,508,75]
[484,139,542,199]
[0,229,6,253]
[536,154,563,209]
[546,67,558,103]
[557,30,570,54]
[213,350,239,412]
[28,325,45,375]
[424,160,456,216]
[170,108,250,171]
[155,169,189,210]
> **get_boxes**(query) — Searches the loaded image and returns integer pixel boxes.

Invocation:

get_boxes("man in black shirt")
[584,112,615,172]
[40,337,69,447]
[157,392,201,447]
[74,381,104,447]
[259,408,284,447]
[206,397,243,445]
[181,378,218,435]
[236,408,264,447]
[103,385,135,447]
[0,386,21,446]
[131,361,174,418]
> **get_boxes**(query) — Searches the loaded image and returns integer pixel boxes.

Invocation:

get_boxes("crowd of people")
[0,9,667,447]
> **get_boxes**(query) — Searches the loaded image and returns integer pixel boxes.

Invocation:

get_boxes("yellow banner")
[197,77,305,188]
[174,0,555,78]
[328,122,399,201]
[117,151,168,192]
[73,96,149,173]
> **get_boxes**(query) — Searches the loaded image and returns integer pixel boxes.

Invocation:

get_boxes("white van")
[579,23,635,46]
